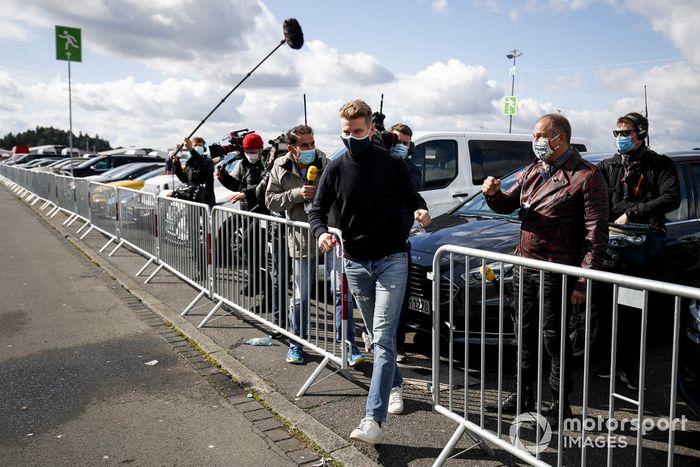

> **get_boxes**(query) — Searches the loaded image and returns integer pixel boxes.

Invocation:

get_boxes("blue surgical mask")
[194,146,205,155]
[298,149,316,165]
[341,132,372,155]
[391,144,409,159]
[616,135,634,154]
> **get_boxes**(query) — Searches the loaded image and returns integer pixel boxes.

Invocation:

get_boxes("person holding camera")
[217,133,270,300]
[172,136,216,207]
[217,133,269,214]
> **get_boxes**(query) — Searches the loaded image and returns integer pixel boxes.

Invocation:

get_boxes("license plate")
[408,296,431,315]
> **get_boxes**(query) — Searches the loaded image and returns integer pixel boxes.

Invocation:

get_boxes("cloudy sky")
[1,0,698,154]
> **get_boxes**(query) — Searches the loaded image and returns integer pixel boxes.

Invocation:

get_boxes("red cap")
[242,133,264,151]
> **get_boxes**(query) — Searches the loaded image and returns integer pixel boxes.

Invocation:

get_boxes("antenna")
[379,93,384,114]
[643,84,650,146]
[303,94,307,125]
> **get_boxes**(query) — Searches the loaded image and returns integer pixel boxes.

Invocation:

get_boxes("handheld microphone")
[305,165,318,185]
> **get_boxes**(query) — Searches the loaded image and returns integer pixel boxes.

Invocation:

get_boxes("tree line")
[1,126,112,152]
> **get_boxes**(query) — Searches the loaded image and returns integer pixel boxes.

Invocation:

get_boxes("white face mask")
[245,152,260,164]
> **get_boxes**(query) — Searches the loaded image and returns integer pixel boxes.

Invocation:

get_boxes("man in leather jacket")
[482,113,609,428]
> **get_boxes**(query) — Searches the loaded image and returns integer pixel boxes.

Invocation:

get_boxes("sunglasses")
[612,129,635,137]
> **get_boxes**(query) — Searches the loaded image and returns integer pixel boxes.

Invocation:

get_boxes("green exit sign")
[56,26,81,62]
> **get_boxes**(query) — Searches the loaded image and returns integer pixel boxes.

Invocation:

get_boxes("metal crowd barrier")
[430,245,700,467]
[145,195,211,296]
[106,187,159,273]
[1,165,367,400]
[201,206,352,396]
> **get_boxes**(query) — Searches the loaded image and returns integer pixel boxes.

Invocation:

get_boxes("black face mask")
[341,133,372,155]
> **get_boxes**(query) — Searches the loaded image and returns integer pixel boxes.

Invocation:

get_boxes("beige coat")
[265,150,337,257]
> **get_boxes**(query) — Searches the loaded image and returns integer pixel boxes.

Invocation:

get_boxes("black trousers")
[514,269,577,399]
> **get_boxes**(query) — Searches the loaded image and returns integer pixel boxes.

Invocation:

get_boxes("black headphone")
[624,113,647,140]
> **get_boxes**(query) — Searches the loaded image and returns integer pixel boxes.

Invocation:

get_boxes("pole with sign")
[55,25,81,178]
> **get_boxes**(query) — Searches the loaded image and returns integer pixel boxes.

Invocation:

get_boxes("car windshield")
[134,166,166,181]
[99,163,144,178]
[454,170,522,219]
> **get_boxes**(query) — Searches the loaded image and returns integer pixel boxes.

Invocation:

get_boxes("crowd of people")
[170,101,680,444]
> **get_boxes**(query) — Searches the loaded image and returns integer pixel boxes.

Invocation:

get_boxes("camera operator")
[172,136,216,207]
[217,133,269,214]
[217,133,270,300]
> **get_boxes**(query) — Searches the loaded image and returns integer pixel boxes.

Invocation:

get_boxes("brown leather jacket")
[486,148,609,292]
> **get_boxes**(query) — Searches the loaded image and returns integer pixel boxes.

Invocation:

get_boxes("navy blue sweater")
[308,143,427,261]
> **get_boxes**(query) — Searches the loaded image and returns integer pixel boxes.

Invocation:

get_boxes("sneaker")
[544,402,573,430]
[485,390,534,414]
[388,386,404,415]
[362,331,371,353]
[619,371,639,390]
[348,348,366,367]
[350,417,384,444]
[285,347,304,364]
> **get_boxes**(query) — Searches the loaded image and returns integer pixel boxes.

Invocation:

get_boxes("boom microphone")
[173,18,305,157]
[283,18,304,50]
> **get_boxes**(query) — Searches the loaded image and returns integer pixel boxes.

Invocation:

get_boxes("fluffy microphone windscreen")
[283,18,304,50]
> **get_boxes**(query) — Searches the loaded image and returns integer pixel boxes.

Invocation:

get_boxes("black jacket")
[174,149,216,207]
[597,146,680,229]
[308,141,428,261]
[219,157,270,214]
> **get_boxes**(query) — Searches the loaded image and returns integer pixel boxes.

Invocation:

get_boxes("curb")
[19,195,378,467]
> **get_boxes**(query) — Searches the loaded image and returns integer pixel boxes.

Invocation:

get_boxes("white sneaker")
[350,417,384,444]
[388,386,404,414]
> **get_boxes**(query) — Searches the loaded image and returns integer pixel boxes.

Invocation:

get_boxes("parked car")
[85,162,165,184]
[405,151,700,357]
[331,132,588,216]
[14,157,65,168]
[109,166,167,190]
[61,154,163,177]
[32,158,85,173]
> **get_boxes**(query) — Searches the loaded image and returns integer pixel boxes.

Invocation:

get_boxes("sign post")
[55,26,81,178]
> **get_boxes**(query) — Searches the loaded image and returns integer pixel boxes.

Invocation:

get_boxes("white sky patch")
[432,0,449,14]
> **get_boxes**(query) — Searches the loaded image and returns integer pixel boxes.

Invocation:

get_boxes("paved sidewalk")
[0,187,320,466]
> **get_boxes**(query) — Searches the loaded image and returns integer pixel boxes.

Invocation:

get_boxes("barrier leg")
[99,237,115,253]
[135,257,155,277]
[144,263,164,284]
[31,197,42,206]
[434,424,467,467]
[46,206,59,217]
[40,201,51,210]
[49,207,62,219]
[66,215,80,227]
[108,239,125,257]
[63,213,76,226]
[296,356,332,398]
[197,298,223,326]
[77,221,90,234]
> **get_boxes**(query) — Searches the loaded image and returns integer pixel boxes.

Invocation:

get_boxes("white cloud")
[432,0,449,14]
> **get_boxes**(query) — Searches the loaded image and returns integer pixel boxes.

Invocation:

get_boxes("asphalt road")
[0,187,314,467]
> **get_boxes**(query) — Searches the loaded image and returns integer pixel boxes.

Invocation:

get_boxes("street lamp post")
[506,49,522,134]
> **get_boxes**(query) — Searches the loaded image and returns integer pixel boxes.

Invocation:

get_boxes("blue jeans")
[289,256,316,351]
[344,252,407,422]
[326,254,357,348]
